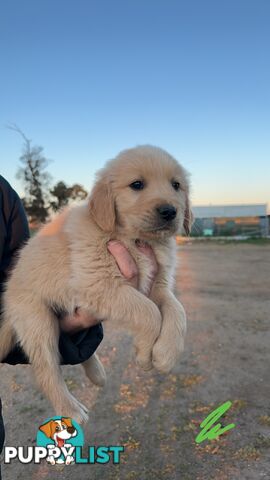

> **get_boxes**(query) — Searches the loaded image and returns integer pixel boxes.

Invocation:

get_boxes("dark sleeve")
[58,323,103,365]
[3,323,104,366]
[0,398,4,456]
[0,175,103,366]
[0,175,30,291]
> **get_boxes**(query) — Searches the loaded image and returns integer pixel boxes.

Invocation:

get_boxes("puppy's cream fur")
[0,145,192,423]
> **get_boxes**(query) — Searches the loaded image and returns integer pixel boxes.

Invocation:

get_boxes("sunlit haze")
[1,0,269,210]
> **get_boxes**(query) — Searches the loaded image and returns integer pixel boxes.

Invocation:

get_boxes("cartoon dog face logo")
[39,417,77,447]
[39,417,78,464]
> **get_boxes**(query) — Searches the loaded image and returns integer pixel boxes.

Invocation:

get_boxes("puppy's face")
[89,146,192,239]
[39,417,77,447]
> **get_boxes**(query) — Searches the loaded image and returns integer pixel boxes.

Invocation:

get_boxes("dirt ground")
[0,243,269,480]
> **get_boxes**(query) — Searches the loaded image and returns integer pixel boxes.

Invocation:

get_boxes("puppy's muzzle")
[156,204,177,222]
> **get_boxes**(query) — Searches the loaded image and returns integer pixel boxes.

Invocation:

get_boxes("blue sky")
[0,0,269,208]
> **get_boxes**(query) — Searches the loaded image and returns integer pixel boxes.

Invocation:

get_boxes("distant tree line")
[10,126,88,224]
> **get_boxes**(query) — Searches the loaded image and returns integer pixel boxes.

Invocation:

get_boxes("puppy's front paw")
[152,300,186,373]
[135,351,153,371]
[66,455,75,465]
[60,395,89,424]
[83,354,107,387]
[134,306,161,372]
[152,333,185,373]
[71,407,88,424]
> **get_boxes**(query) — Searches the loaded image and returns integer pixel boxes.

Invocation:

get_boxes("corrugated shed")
[192,204,267,219]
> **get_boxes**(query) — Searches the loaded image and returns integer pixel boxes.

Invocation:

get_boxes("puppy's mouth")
[141,220,178,236]
[56,436,65,448]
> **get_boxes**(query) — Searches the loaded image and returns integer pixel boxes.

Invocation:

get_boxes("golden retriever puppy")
[0,145,192,423]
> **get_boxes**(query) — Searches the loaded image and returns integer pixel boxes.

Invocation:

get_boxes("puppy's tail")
[0,319,16,361]
[83,353,107,387]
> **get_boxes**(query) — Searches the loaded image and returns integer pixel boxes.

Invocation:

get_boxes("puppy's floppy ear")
[183,193,193,236]
[61,417,73,428]
[39,420,53,438]
[89,178,116,232]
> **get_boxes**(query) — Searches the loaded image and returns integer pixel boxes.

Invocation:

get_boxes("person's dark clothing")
[0,175,103,475]
[0,176,29,294]
[0,399,4,475]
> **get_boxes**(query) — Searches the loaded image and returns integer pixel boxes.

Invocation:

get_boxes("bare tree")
[69,183,88,201]
[50,181,88,212]
[8,124,51,224]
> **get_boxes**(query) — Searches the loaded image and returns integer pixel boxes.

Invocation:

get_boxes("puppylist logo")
[4,416,124,465]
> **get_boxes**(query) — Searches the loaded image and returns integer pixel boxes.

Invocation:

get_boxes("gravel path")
[1,243,269,479]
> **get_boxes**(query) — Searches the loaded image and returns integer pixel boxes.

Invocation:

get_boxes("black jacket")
[0,175,103,365]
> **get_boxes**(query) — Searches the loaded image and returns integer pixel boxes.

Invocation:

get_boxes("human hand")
[60,240,158,333]
[107,239,158,294]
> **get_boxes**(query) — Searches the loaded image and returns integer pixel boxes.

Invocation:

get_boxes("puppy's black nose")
[157,204,177,221]
[67,426,75,434]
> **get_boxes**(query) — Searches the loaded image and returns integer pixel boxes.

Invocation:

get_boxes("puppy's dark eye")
[172,181,180,191]
[55,426,60,431]
[129,180,144,190]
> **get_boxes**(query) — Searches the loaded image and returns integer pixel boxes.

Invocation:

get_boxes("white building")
[191,204,269,237]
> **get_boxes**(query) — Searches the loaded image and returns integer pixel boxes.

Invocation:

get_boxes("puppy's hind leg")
[83,353,106,387]
[16,303,89,423]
